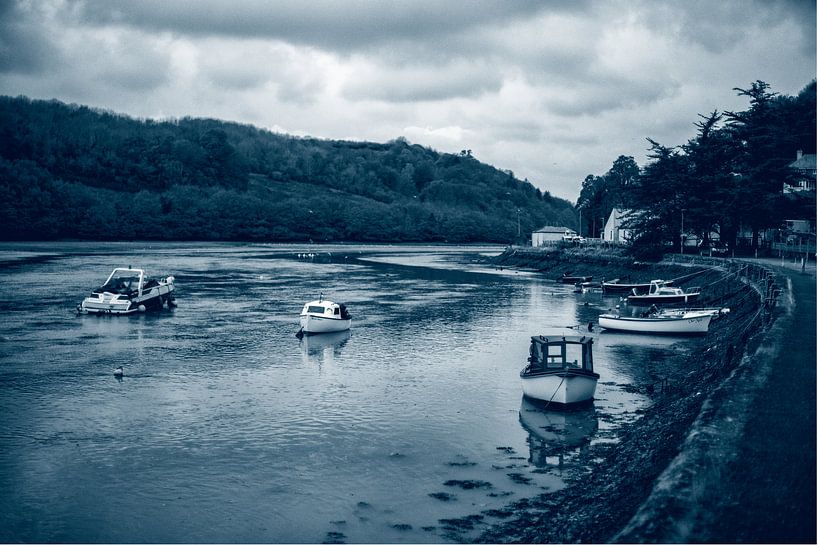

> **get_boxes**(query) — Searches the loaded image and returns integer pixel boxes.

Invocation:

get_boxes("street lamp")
[578,207,582,237]
[517,208,521,239]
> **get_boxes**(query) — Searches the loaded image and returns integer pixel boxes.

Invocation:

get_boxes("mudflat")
[477,251,816,543]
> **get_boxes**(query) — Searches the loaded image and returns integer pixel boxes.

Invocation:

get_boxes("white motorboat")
[520,334,599,407]
[298,298,351,334]
[598,310,713,334]
[601,278,673,294]
[627,280,701,306]
[79,267,175,315]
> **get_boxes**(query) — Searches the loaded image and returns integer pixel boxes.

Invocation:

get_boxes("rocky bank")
[458,246,781,543]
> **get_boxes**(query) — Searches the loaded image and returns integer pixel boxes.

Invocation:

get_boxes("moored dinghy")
[520,334,599,406]
[559,272,593,284]
[598,310,714,334]
[298,298,351,334]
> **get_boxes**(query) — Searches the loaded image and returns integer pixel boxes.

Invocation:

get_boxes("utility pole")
[680,209,686,255]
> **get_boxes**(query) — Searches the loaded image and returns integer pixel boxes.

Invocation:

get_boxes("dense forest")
[577,80,816,254]
[0,96,576,242]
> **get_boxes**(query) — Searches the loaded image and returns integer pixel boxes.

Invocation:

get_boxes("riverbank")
[471,247,813,543]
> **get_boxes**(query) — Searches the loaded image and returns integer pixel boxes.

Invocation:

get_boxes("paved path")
[710,262,815,542]
[616,259,815,542]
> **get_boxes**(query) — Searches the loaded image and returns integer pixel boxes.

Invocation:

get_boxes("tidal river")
[0,243,700,543]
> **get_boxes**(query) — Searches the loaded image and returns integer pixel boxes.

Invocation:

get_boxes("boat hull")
[520,370,599,406]
[602,280,673,294]
[80,283,175,315]
[627,292,700,306]
[560,275,593,284]
[299,314,351,334]
[598,312,712,334]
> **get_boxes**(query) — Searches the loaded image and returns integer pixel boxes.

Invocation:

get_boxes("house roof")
[788,154,816,170]
[534,225,573,233]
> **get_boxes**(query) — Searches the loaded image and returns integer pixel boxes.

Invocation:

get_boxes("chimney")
[797,149,803,160]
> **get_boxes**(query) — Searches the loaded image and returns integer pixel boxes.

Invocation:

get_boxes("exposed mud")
[458,248,780,543]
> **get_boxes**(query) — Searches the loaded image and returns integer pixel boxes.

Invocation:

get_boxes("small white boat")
[520,334,599,406]
[298,298,351,334]
[79,267,175,315]
[598,310,714,334]
[627,280,701,306]
[602,278,673,294]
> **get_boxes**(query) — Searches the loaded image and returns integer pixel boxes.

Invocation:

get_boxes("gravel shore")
[462,247,802,543]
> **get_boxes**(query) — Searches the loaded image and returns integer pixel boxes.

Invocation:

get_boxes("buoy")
[113,366,124,377]
[138,304,146,312]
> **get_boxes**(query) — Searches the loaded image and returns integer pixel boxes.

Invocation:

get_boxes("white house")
[785,150,816,193]
[532,226,575,246]
[602,209,633,244]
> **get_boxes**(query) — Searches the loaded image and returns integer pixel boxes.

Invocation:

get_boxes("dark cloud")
[646,0,815,55]
[72,0,584,52]
[0,2,60,74]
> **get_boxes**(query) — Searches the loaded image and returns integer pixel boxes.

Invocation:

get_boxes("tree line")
[577,80,815,255]
[0,96,576,242]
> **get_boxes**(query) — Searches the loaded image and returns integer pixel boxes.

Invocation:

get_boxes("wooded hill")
[0,96,576,242]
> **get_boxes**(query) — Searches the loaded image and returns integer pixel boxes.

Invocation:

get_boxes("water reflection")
[518,397,598,469]
[300,330,352,363]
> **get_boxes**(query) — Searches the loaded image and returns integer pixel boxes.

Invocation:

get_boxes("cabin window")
[546,344,564,368]
[334,307,340,315]
[307,306,325,314]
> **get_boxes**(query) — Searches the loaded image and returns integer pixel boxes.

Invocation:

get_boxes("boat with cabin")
[298,298,351,334]
[626,280,701,306]
[78,267,175,315]
[520,334,599,406]
[601,278,673,294]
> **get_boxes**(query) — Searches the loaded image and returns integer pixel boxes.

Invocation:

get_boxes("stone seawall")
[476,249,787,543]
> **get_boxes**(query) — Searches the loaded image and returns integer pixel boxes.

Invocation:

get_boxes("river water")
[0,243,700,543]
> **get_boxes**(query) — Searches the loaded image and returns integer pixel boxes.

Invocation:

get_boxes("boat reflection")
[518,396,598,469]
[299,329,351,363]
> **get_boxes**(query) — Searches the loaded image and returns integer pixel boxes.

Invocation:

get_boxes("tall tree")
[725,81,790,248]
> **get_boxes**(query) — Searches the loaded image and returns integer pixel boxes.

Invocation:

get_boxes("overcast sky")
[1,1,814,201]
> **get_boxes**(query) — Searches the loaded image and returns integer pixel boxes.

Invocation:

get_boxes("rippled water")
[0,243,700,543]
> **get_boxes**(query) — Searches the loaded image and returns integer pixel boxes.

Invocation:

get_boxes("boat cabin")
[301,300,351,319]
[643,280,699,296]
[526,335,595,374]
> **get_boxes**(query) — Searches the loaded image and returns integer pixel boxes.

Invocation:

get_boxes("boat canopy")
[528,335,594,373]
[301,300,351,319]
[95,268,145,295]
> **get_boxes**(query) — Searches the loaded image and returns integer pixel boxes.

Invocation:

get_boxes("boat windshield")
[100,270,142,293]
[307,305,326,314]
